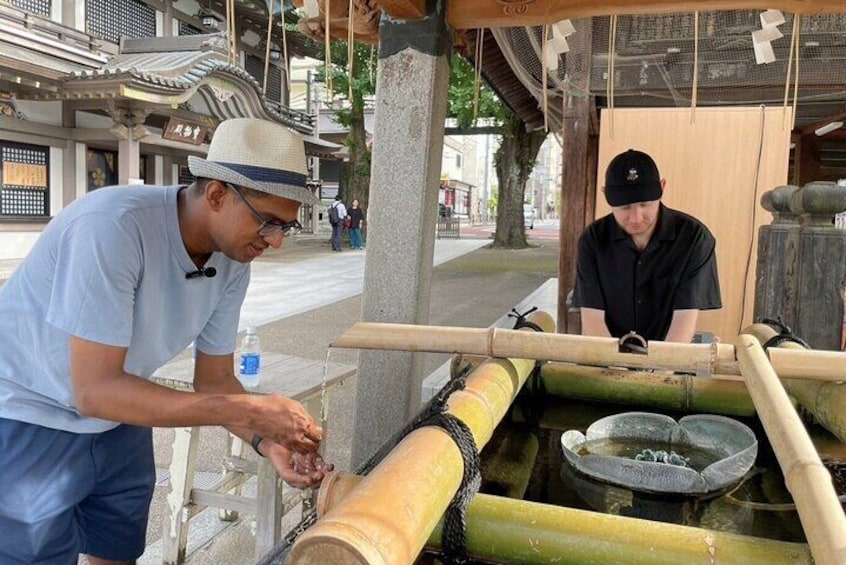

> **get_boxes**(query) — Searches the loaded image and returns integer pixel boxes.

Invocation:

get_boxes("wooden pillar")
[795,133,822,185]
[61,101,80,206]
[557,18,595,334]
[163,0,174,38]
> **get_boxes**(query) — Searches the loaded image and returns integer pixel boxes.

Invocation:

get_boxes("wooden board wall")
[596,106,791,341]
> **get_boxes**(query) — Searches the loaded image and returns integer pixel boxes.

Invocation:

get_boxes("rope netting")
[492,11,846,132]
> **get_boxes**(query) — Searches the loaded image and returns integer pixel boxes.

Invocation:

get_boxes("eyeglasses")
[226,183,302,238]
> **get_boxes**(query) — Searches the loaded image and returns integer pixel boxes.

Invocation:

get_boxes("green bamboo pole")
[744,323,846,442]
[318,473,813,565]
[736,334,846,565]
[540,363,757,416]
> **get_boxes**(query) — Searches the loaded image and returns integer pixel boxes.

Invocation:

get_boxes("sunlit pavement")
[460,219,560,240]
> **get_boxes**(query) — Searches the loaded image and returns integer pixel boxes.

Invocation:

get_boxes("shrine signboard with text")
[162,118,209,145]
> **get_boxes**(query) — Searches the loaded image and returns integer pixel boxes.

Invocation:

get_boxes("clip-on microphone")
[185,267,217,279]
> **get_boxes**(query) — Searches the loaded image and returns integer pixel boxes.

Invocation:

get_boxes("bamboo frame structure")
[334,322,846,380]
[735,334,846,565]
[288,312,555,564]
[744,323,846,442]
[334,322,737,374]
[316,472,814,565]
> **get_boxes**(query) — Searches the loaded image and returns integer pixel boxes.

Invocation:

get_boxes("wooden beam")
[378,0,427,20]
[558,18,593,334]
[800,110,846,136]
[447,1,846,29]
[796,133,823,185]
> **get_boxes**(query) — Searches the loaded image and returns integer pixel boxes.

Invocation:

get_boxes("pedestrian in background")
[348,198,365,250]
[329,194,347,252]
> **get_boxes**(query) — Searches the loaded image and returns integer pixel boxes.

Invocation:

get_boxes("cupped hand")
[250,394,324,454]
[265,442,335,488]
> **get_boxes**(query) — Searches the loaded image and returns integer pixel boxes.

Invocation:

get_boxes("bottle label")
[240,353,261,376]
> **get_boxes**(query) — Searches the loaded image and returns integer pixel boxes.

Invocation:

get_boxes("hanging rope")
[226,0,237,65]
[347,0,355,102]
[324,2,333,102]
[691,11,699,123]
[782,14,799,129]
[368,44,375,84]
[472,28,484,122]
[607,15,618,137]
[541,25,549,133]
[262,0,273,96]
[791,15,801,132]
[281,2,290,95]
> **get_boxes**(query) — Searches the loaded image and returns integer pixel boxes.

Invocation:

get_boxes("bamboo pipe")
[540,363,757,416]
[288,312,556,565]
[745,323,846,442]
[316,472,813,565]
[334,322,846,380]
[735,335,846,565]
[334,322,738,374]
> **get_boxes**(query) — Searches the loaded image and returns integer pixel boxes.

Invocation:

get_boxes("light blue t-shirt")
[0,185,250,433]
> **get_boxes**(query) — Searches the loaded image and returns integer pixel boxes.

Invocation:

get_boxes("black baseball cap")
[605,149,663,207]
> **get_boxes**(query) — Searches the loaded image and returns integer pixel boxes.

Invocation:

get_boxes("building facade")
[0,0,336,259]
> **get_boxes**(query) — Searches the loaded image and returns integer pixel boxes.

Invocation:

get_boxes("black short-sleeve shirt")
[572,204,722,341]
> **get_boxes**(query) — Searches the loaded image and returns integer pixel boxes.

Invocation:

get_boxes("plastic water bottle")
[239,326,261,389]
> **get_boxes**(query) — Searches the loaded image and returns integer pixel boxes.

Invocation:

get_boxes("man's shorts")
[0,417,155,564]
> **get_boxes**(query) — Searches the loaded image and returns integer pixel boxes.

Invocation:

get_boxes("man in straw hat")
[573,149,721,343]
[0,118,331,564]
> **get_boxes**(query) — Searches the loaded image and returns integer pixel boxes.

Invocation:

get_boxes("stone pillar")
[351,0,452,467]
[755,182,846,350]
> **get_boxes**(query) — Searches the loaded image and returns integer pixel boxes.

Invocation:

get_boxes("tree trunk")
[345,96,372,213]
[492,113,547,249]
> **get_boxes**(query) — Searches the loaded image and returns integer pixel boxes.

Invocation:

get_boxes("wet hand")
[265,443,334,488]
[251,394,324,454]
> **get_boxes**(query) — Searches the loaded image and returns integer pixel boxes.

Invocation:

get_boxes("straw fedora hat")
[188,118,316,204]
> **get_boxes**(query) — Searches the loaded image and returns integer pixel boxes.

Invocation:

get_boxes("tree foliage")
[313,39,547,249]
[314,40,378,212]
[447,54,507,129]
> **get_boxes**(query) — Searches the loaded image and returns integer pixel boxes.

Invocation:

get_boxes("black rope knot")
[416,411,481,565]
[760,316,811,350]
[508,306,543,332]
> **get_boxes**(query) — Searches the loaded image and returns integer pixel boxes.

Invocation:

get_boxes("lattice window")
[86,0,156,44]
[0,142,49,217]
[178,165,194,185]
[266,64,282,104]
[9,0,51,16]
[179,21,202,36]
[245,55,283,103]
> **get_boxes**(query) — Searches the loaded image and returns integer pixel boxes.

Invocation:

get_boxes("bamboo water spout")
[288,312,555,564]
[316,472,813,565]
[735,335,846,565]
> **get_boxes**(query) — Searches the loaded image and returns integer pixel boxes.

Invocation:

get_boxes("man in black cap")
[572,149,722,343]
